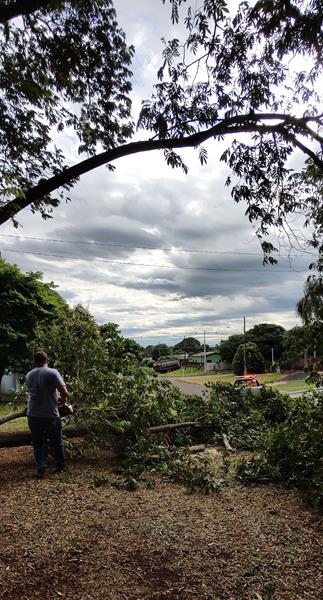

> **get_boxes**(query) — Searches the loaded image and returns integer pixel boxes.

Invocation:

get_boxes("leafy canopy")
[232,341,266,375]
[0,0,134,221]
[173,337,202,354]
[0,0,321,254]
[0,256,66,377]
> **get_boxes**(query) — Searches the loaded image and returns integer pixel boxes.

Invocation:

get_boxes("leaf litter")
[0,446,322,600]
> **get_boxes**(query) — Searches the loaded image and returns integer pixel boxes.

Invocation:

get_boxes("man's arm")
[57,383,68,405]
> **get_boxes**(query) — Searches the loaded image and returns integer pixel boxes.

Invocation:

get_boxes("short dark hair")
[34,351,48,367]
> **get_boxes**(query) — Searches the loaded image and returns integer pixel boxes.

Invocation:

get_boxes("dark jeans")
[28,416,65,470]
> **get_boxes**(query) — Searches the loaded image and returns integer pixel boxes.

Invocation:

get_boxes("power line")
[0,247,307,273]
[0,233,316,257]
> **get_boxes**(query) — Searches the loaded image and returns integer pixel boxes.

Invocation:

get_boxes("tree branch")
[0,0,60,23]
[0,112,322,226]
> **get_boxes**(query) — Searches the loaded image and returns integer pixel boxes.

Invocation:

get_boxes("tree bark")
[0,414,236,452]
[147,421,203,434]
[0,425,90,448]
[222,433,235,452]
[184,444,206,453]
[0,0,59,23]
[0,407,27,425]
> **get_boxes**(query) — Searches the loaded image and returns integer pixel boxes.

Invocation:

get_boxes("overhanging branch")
[0,113,322,226]
[0,0,61,23]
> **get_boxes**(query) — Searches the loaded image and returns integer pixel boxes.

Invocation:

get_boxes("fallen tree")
[0,406,27,425]
[0,425,90,448]
[0,413,235,452]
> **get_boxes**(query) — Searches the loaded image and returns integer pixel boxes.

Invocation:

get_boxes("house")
[189,351,228,371]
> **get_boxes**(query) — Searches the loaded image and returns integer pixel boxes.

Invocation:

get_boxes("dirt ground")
[0,446,322,600]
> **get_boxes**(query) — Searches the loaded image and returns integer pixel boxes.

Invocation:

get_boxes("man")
[26,351,68,478]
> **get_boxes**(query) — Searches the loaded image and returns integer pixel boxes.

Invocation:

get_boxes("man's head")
[34,351,48,367]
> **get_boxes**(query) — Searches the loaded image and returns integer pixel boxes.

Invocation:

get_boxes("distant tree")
[295,257,323,374]
[280,327,305,370]
[173,337,201,355]
[218,335,244,364]
[100,322,143,373]
[246,323,286,366]
[143,345,154,358]
[34,305,105,380]
[0,257,66,382]
[232,342,265,375]
[151,344,170,362]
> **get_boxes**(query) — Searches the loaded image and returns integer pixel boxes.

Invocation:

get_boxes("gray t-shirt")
[26,367,65,418]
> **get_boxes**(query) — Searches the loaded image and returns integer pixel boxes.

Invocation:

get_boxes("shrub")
[236,392,323,507]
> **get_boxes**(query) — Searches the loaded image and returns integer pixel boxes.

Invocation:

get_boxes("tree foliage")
[33,304,105,380]
[218,323,286,366]
[151,343,171,361]
[246,323,285,366]
[32,306,143,382]
[280,326,305,370]
[173,337,201,354]
[0,257,66,380]
[232,342,265,375]
[0,0,321,264]
[296,257,323,378]
[0,0,134,222]
[218,334,244,363]
[100,322,143,373]
[236,393,323,508]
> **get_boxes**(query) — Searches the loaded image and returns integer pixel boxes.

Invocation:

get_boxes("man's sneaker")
[36,468,46,479]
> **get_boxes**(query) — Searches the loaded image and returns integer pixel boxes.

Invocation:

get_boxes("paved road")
[168,378,323,398]
[167,379,205,397]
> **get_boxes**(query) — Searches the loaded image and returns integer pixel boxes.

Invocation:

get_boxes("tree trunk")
[184,444,206,453]
[147,421,203,434]
[222,433,235,452]
[0,425,90,448]
[0,407,27,425]
[0,414,235,452]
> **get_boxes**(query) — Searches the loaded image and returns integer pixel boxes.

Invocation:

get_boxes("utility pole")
[203,330,207,372]
[243,316,247,375]
[271,347,275,366]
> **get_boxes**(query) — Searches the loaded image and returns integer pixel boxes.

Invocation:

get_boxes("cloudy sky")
[0,0,314,346]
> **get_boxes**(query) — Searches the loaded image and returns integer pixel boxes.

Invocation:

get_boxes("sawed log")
[0,407,27,425]
[0,412,235,452]
[0,425,90,448]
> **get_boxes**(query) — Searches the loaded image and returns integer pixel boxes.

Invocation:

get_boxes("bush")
[236,392,323,507]
[203,382,290,449]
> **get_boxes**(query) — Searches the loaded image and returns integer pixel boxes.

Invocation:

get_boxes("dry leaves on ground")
[0,446,322,600]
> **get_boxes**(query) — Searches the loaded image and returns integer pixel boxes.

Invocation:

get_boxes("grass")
[276,381,309,392]
[163,371,313,393]
[168,372,284,385]
[0,402,28,432]
[161,367,212,377]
